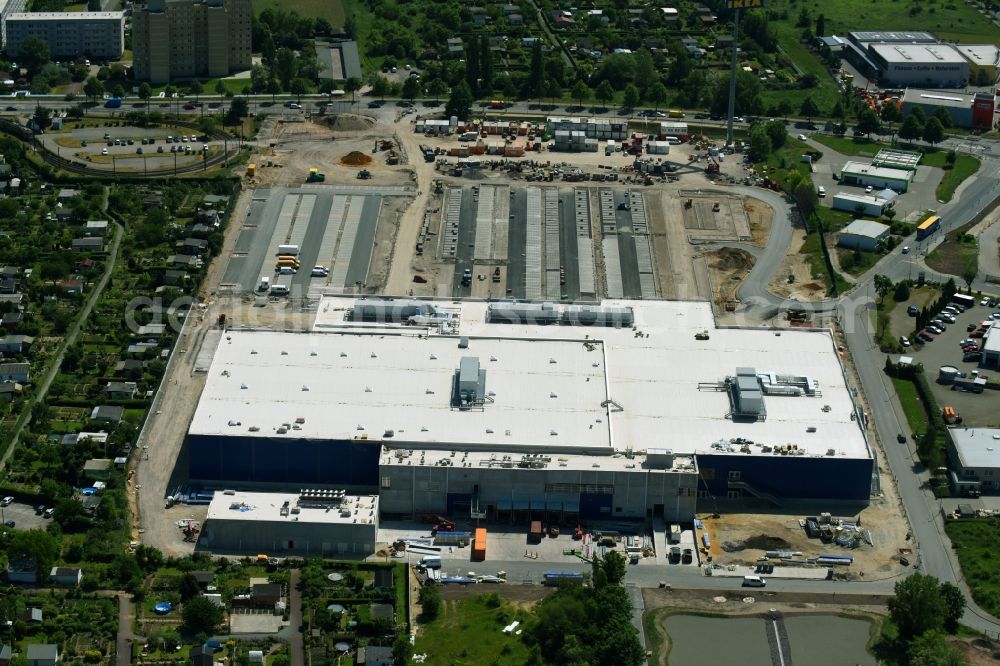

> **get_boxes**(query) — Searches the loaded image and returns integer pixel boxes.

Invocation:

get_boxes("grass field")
[945,519,1000,617]
[935,156,981,203]
[926,221,979,277]
[892,378,928,434]
[252,0,344,26]
[812,135,884,158]
[413,594,534,665]
[766,0,1000,48]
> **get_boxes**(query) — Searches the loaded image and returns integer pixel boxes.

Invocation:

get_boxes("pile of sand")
[340,151,373,167]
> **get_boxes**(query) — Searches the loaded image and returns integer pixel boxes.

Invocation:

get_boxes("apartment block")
[132,0,251,83]
[5,11,124,59]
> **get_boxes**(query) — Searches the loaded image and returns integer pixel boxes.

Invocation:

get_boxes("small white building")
[947,428,1000,493]
[831,193,891,217]
[840,161,914,192]
[837,219,890,251]
[981,325,1000,370]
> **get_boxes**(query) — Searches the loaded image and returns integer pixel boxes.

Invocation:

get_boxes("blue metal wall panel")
[696,454,872,501]
[188,435,380,486]
[447,493,472,514]
[580,492,613,519]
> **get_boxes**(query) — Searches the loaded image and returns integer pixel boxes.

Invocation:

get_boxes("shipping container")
[473,527,487,560]
[247,164,256,177]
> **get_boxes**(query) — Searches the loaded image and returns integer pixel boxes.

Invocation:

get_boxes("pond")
[663,613,875,666]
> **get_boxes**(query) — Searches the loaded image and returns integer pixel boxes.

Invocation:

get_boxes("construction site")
[128,107,910,575]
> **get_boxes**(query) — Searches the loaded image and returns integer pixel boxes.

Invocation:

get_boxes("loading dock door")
[447,493,472,515]
[580,492,613,519]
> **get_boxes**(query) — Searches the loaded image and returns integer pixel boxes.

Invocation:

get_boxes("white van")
[269,284,289,296]
[817,185,826,197]
[742,575,766,587]
[664,136,682,145]
[419,555,442,569]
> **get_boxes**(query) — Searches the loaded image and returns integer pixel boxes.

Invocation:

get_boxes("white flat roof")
[871,43,966,65]
[983,326,1000,354]
[206,490,378,526]
[317,299,869,459]
[380,445,698,473]
[841,219,890,238]
[842,161,914,182]
[950,428,1000,469]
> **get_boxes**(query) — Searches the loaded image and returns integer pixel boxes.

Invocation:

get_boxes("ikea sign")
[726,0,764,7]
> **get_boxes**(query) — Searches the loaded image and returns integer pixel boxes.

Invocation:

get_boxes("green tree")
[445,80,473,118]
[402,76,420,101]
[178,573,201,601]
[622,84,640,111]
[939,581,966,633]
[832,99,846,119]
[31,105,51,130]
[344,76,362,104]
[418,584,441,621]
[908,630,968,666]
[899,114,923,142]
[370,75,391,100]
[894,282,911,302]
[711,70,763,116]
[815,13,826,37]
[946,149,957,167]
[572,80,590,107]
[190,80,203,101]
[922,117,945,146]
[529,42,544,99]
[873,274,892,304]
[749,124,773,160]
[289,77,309,103]
[592,551,627,587]
[881,103,901,125]
[635,49,655,86]
[648,82,668,111]
[857,108,881,138]
[932,106,953,129]
[274,47,296,89]
[794,182,819,218]
[427,78,448,100]
[765,119,787,149]
[83,77,103,104]
[138,82,152,111]
[225,97,248,125]
[6,529,59,575]
[594,80,615,107]
[182,596,224,634]
[19,36,50,75]
[479,34,493,95]
[261,33,276,69]
[800,97,820,120]
[888,573,948,640]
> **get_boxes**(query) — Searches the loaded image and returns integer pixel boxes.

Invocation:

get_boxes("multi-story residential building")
[132,0,251,83]
[4,11,124,59]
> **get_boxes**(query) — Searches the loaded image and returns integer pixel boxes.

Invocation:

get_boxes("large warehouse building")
[187,298,874,525]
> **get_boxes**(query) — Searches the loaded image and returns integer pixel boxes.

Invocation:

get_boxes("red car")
[183,103,197,110]
[971,330,985,338]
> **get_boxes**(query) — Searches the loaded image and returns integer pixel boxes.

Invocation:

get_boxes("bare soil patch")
[320,113,376,132]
